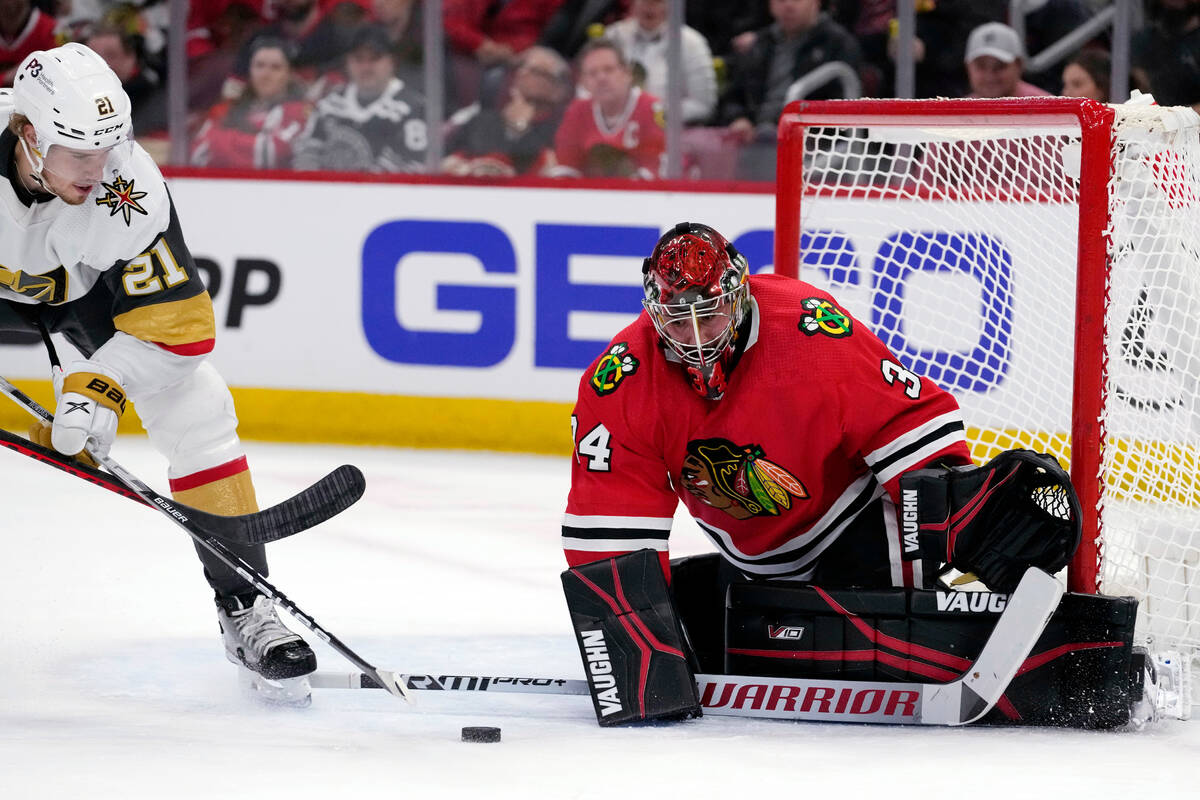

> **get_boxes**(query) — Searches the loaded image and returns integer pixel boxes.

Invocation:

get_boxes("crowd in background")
[2,0,1197,180]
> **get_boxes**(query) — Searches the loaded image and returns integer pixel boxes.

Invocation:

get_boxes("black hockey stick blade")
[0,426,365,545]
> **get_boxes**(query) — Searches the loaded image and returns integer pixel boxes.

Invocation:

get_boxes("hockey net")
[775,97,1200,710]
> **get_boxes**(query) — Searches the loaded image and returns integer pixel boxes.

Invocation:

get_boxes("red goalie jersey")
[563,273,972,589]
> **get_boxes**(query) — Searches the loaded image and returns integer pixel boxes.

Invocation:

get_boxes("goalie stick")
[310,567,1063,725]
[0,374,412,704]
[0,377,365,546]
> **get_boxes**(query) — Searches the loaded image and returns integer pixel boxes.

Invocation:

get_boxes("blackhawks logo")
[799,297,852,338]
[95,174,149,226]
[591,342,639,396]
[681,438,808,520]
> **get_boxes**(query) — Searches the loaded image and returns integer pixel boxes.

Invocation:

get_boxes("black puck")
[461,726,502,743]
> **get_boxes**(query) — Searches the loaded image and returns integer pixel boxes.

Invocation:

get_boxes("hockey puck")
[461,726,501,743]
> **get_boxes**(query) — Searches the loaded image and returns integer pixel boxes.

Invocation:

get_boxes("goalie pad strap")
[61,371,127,415]
[562,549,701,726]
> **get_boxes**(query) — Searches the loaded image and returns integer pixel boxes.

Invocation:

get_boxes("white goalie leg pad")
[132,362,247,478]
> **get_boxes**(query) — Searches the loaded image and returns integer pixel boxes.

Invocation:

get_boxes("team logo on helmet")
[94,175,148,226]
[799,297,852,338]
[591,343,640,396]
[681,438,808,519]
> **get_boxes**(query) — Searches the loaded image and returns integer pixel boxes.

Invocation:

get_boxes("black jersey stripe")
[561,526,670,541]
[867,420,965,476]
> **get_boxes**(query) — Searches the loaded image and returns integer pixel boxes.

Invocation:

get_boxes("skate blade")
[235,663,313,708]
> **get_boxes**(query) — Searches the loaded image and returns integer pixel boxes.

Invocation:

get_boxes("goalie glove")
[899,449,1082,593]
[50,361,127,459]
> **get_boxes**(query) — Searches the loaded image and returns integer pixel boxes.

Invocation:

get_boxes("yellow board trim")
[0,383,575,455]
[2,386,1194,504]
[112,292,216,346]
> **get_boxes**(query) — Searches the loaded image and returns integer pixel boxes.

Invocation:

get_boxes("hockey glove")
[50,361,126,459]
[899,449,1082,593]
[28,420,100,469]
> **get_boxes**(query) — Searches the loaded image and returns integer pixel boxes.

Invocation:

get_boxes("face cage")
[643,283,747,368]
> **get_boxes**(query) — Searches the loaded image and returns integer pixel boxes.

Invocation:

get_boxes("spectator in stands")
[373,0,425,85]
[540,0,628,60]
[444,0,563,109]
[443,46,571,177]
[237,0,368,91]
[688,0,770,60]
[963,22,1050,99]
[1061,49,1110,103]
[877,0,997,99]
[444,0,564,68]
[1,0,57,86]
[721,0,859,180]
[1018,0,1094,93]
[722,0,860,137]
[190,38,312,169]
[86,22,170,137]
[605,0,717,125]
[1132,0,1200,112]
[293,24,427,172]
[189,2,267,115]
[547,38,664,179]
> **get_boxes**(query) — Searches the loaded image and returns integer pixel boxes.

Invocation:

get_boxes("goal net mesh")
[782,100,1200,685]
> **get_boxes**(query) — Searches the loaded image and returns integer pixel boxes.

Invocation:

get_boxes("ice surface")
[1,439,1194,799]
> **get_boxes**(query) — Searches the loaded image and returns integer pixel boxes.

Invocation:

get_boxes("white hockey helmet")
[11,43,132,165]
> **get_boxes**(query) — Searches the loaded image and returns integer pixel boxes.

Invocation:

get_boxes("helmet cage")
[643,280,748,369]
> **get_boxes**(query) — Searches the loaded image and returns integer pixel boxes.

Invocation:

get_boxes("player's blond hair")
[7,112,32,139]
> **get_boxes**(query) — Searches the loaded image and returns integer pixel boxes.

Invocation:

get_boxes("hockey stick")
[310,567,1063,725]
[0,376,364,546]
[0,374,412,703]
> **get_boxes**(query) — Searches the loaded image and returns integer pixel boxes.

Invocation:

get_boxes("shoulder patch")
[798,297,852,338]
[94,174,149,226]
[591,342,640,396]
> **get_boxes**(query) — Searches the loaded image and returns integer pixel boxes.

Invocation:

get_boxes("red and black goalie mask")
[642,222,750,400]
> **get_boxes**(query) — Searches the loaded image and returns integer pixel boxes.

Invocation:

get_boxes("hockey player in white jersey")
[0,43,316,701]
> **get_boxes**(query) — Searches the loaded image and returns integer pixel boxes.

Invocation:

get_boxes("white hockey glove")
[50,361,127,459]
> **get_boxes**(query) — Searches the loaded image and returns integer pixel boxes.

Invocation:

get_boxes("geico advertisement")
[157,179,779,403]
[2,177,1108,427]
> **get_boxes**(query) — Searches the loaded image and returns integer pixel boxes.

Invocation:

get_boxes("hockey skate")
[216,593,317,707]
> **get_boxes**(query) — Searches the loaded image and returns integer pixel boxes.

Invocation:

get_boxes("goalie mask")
[643,223,751,400]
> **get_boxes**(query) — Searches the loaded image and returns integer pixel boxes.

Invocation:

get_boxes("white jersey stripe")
[562,513,674,530]
[863,409,964,467]
[561,537,669,553]
[873,430,966,485]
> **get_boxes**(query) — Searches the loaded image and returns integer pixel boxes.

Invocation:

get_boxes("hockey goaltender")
[559,222,1161,729]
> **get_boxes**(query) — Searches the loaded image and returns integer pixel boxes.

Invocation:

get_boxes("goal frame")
[773,97,1118,595]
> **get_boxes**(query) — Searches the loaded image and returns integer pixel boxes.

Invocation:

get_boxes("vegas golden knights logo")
[96,96,115,116]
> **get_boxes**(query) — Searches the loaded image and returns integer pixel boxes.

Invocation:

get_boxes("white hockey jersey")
[0,98,214,358]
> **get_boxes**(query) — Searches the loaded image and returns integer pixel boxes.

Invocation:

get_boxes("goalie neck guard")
[642,222,751,400]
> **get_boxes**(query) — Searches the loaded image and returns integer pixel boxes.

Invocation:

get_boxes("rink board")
[0,173,1095,453]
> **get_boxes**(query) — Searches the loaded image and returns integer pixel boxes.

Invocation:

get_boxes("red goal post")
[772,97,1200,665]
